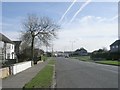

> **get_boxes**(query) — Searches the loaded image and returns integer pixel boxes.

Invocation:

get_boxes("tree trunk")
[31,36,35,61]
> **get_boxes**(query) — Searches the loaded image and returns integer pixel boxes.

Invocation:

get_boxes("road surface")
[55,57,118,88]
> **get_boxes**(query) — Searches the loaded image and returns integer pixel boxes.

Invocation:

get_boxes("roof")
[110,40,120,46]
[0,33,14,44]
[13,41,22,46]
[75,48,87,52]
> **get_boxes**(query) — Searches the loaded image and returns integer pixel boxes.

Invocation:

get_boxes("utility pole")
[46,45,48,53]
[69,40,76,56]
[51,43,54,57]
[70,40,76,51]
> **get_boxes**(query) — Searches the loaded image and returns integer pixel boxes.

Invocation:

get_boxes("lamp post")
[69,40,76,56]
[69,40,76,51]
[51,42,54,57]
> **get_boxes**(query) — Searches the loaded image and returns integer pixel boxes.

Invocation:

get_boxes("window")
[12,45,14,49]
[7,53,10,59]
[116,45,118,48]
[0,41,4,48]
[7,45,11,49]
[112,46,114,48]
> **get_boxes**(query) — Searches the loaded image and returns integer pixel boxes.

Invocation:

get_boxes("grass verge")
[95,60,120,66]
[72,56,92,62]
[23,59,55,88]
[48,58,55,65]
[72,56,119,66]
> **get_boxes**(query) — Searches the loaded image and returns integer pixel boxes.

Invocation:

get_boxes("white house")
[0,33,15,63]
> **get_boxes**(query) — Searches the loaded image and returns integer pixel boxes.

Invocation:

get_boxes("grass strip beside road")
[72,56,92,62]
[48,59,55,65]
[72,56,119,66]
[95,61,120,66]
[24,58,55,88]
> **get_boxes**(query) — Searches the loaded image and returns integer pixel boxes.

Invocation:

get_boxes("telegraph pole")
[69,40,75,51]
[51,43,54,57]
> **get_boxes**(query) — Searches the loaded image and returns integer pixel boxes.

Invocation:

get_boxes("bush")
[41,55,47,61]
[46,52,52,57]
[90,49,110,61]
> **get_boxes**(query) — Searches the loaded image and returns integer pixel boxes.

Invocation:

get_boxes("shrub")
[90,49,110,61]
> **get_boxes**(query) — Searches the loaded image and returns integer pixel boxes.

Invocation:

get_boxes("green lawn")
[95,60,120,66]
[48,58,55,65]
[72,56,120,66]
[73,56,92,62]
[24,59,55,88]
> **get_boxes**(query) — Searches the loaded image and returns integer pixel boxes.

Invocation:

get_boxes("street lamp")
[69,40,76,51]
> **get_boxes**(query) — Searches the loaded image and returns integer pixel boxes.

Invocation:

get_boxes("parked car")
[65,55,69,58]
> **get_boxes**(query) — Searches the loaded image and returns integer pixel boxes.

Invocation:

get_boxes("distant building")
[74,48,88,56]
[64,51,72,55]
[110,39,120,53]
[56,51,64,57]
[34,48,44,57]
[64,51,72,57]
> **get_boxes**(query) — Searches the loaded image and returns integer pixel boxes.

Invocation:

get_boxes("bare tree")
[21,14,59,61]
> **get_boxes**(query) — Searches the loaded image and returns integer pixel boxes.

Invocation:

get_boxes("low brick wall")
[0,67,10,79]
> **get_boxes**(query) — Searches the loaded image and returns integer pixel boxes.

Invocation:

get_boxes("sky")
[1,0,119,52]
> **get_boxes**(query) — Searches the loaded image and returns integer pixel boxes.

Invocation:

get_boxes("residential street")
[55,57,118,88]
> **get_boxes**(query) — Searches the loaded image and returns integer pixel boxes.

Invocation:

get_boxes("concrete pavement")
[55,57,118,88]
[2,60,49,88]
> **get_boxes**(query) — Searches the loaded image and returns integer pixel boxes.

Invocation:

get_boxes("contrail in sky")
[70,0,92,23]
[58,0,77,23]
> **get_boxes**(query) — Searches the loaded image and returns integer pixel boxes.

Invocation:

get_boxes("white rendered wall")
[11,61,32,75]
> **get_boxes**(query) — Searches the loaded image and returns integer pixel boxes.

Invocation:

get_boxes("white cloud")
[78,16,102,24]
[53,15,118,52]
[77,15,118,24]
[109,15,118,21]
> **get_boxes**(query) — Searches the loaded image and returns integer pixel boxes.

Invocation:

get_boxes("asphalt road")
[55,57,118,88]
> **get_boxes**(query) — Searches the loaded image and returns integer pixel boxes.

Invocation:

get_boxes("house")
[34,48,44,57]
[0,33,15,63]
[110,39,120,60]
[64,51,72,57]
[54,51,64,57]
[13,41,22,55]
[110,39,120,53]
[13,41,22,62]
[74,48,88,56]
